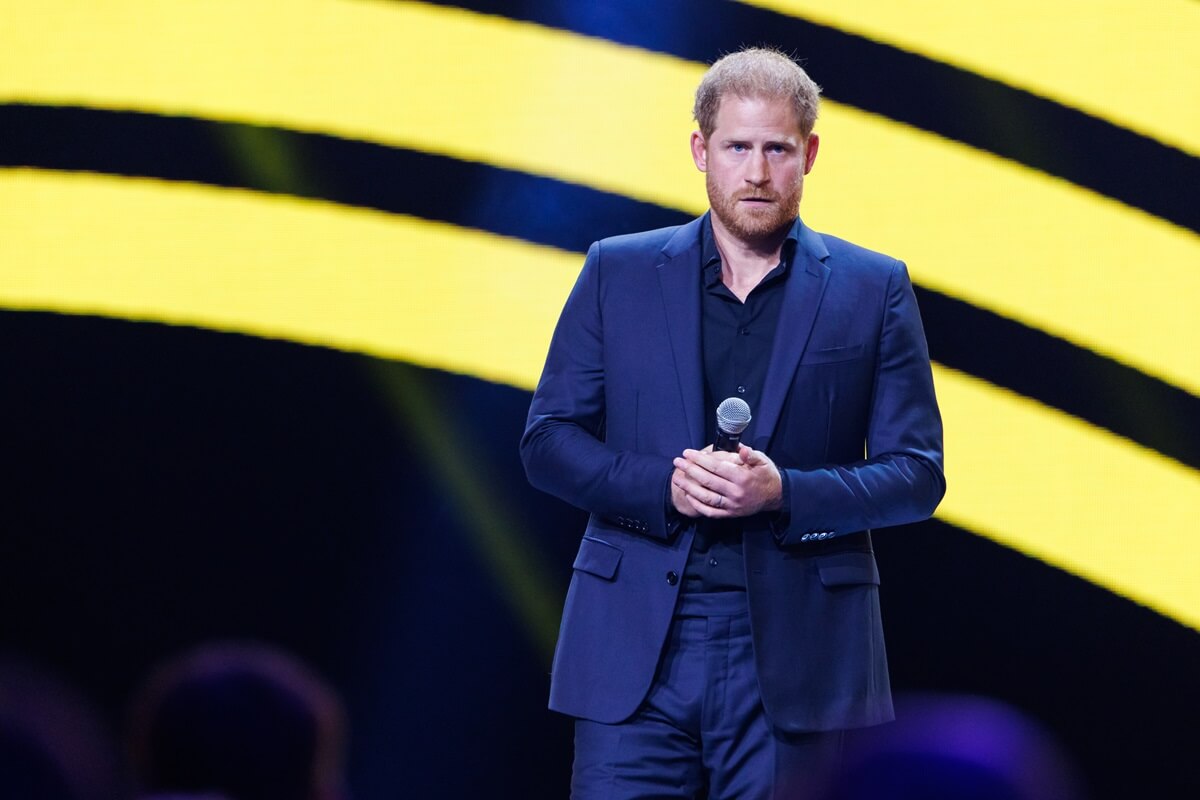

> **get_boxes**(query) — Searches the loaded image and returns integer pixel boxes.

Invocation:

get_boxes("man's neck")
[711,217,790,302]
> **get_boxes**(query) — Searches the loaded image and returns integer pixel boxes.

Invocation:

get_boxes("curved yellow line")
[935,364,1200,632]
[368,361,562,660]
[805,104,1200,399]
[740,0,1200,158]
[5,0,1197,396]
[0,169,578,389]
[0,0,707,212]
[2,168,1197,631]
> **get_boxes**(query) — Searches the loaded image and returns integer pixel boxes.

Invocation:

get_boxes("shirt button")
[709,557,718,567]
[739,327,750,335]
[736,385,746,394]
[666,571,679,586]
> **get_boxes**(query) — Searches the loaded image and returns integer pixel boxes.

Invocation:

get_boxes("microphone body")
[714,397,752,453]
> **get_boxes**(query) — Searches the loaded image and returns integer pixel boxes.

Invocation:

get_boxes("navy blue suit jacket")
[521,214,945,732]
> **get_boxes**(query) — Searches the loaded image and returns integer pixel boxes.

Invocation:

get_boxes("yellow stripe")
[2,168,1197,631]
[804,104,1200,399]
[0,169,578,389]
[740,0,1200,158]
[0,0,707,211]
[5,0,1197,395]
[935,365,1200,632]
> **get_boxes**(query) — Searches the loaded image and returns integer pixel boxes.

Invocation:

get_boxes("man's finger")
[680,450,744,477]
[673,456,734,491]
[738,444,767,465]
[673,465,738,512]
[676,480,719,518]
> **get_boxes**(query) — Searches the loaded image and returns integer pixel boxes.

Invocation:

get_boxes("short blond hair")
[693,48,822,138]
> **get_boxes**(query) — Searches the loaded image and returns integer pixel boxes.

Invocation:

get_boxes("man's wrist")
[769,469,791,539]
[767,468,785,512]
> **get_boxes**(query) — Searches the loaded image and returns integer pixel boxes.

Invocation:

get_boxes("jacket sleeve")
[775,259,946,545]
[520,241,676,540]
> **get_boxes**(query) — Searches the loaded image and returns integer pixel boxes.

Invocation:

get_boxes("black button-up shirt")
[683,215,799,592]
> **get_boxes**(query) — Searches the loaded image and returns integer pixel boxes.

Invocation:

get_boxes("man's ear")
[803,133,820,175]
[690,131,708,172]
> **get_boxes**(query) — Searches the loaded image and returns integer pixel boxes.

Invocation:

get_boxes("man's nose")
[745,150,769,184]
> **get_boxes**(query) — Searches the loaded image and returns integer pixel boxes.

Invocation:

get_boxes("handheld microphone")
[714,397,752,452]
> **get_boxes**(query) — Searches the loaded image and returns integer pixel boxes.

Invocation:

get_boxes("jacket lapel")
[754,223,831,452]
[657,217,706,449]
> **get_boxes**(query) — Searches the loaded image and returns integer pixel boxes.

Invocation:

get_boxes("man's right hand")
[671,446,745,518]
[671,473,703,518]
[672,444,783,519]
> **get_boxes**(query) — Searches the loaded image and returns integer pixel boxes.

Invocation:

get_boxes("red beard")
[706,176,803,245]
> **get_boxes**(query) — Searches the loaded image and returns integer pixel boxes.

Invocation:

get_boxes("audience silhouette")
[128,641,348,800]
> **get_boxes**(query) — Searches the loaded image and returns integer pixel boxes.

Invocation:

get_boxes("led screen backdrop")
[2,1,1197,797]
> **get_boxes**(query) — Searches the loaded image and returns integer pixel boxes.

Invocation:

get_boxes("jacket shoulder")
[814,232,901,271]
[595,223,690,259]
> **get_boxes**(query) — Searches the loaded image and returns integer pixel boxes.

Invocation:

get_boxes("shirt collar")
[700,214,803,282]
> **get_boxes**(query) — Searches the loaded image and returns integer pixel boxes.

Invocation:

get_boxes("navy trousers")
[572,592,842,800]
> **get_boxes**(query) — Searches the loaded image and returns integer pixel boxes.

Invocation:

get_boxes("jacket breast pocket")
[800,342,865,365]
[572,536,623,581]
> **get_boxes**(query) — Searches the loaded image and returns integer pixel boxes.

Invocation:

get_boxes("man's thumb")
[738,443,764,464]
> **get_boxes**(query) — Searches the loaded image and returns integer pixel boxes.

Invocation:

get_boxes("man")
[521,48,945,798]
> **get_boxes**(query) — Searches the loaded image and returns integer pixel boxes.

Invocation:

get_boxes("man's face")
[691,94,819,246]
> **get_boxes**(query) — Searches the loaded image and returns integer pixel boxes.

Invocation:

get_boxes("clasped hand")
[671,444,783,519]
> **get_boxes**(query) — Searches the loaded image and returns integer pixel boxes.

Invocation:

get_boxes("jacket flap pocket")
[573,536,623,580]
[817,552,880,587]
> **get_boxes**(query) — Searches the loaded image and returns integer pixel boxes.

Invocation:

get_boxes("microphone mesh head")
[715,397,752,435]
